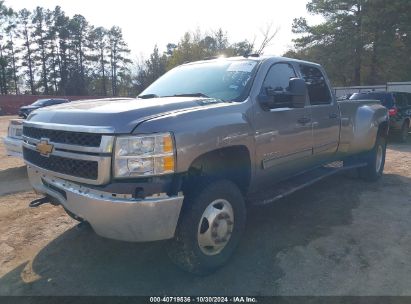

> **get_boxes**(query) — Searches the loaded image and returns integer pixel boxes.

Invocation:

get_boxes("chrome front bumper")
[3,136,23,158]
[27,166,184,242]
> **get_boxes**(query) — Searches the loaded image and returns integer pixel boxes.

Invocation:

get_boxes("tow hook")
[29,196,58,208]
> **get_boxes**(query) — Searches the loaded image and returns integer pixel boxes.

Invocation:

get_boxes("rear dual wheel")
[359,135,387,181]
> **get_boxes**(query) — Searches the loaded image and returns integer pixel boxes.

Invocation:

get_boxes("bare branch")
[255,23,280,55]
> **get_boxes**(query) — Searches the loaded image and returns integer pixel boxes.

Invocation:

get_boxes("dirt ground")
[1,115,411,296]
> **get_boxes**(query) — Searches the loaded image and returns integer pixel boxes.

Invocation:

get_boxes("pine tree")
[32,6,51,94]
[19,8,36,94]
[88,26,109,95]
[108,26,130,96]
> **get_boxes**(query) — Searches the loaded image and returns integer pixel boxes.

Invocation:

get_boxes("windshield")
[31,99,48,106]
[140,59,258,102]
[349,92,394,108]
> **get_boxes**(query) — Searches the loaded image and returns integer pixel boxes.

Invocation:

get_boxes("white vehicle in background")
[3,119,24,158]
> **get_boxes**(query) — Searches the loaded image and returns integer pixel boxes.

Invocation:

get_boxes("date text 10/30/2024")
[149,297,258,303]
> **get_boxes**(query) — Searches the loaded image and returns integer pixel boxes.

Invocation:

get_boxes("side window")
[300,65,331,105]
[262,63,296,93]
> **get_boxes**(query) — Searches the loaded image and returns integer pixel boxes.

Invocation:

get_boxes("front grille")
[23,147,98,180]
[23,126,102,147]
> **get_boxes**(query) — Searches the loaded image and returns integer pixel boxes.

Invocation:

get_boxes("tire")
[359,135,387,181]
[167,180,246,275]
[399,122,409,143]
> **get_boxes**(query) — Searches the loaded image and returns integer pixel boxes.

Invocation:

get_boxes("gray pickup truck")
[23,56,388,274]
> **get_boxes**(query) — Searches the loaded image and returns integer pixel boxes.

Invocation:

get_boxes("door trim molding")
[262,148,312,169]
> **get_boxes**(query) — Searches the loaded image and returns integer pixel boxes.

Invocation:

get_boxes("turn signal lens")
[163,156,175,172]
[163,135,173,153]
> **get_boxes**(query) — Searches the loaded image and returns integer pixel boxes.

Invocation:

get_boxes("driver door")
[253,62,313,183]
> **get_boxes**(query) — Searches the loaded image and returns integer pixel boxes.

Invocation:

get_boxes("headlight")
[7,122,23,139]
[113,133,175,178]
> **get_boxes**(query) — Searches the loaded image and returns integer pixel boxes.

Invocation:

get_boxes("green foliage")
[134,29,255,94]
[288,0,411,86]
[165,29,253,70]
[0,3,132,96]
[0,4,268,97]
[0,1,17,94]
[107,26,131,96]
[135,45,167,93]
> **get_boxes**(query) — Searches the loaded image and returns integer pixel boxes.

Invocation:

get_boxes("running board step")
[247,161,367,206]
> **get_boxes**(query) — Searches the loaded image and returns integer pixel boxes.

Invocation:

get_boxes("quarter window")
[300,65,331,105]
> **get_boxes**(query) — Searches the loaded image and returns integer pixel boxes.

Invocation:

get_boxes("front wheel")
[359,136,387,181]
[167,180,246,275]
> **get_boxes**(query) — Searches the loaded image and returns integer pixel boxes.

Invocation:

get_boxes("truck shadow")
[0,172,408,295]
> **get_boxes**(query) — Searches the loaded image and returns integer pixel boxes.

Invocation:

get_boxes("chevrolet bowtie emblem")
[36,139,54,156]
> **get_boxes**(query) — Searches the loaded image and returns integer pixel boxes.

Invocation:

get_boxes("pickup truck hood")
[27,97,225,133]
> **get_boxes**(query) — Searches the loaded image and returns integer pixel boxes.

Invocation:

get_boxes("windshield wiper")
[140,92,228,102]
[169,93,210,98]
[138,94,159,99]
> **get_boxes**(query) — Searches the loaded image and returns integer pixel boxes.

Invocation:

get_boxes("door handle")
[329,113,338,119]
[297,117,311,124]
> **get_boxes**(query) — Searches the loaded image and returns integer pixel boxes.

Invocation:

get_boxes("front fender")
[134,102,255,174]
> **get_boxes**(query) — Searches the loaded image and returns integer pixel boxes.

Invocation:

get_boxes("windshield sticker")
[227,61,257,73]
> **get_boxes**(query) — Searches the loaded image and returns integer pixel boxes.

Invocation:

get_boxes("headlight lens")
[7,123,23,139]
[113,133,175,177]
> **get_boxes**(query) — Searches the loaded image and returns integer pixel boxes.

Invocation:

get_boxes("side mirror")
[288,78,307,108]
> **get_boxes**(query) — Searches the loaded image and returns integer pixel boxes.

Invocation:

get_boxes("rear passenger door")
[299,64,340,163]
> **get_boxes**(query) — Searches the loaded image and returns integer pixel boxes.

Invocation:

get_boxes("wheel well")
[182,146,251,194]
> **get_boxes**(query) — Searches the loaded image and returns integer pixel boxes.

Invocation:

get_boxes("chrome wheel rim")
[376,145,383,173]
[197,199,234,256]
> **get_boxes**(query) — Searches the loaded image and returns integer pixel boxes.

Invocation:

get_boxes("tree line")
[0,1,274,97]
[1,0,410,96]
[286,0,411,86]
[0,1,131,96]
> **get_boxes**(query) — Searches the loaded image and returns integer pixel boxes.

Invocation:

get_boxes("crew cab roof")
[181,55,321,68]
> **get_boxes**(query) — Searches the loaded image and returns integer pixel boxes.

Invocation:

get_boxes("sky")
[4,0,322,60]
